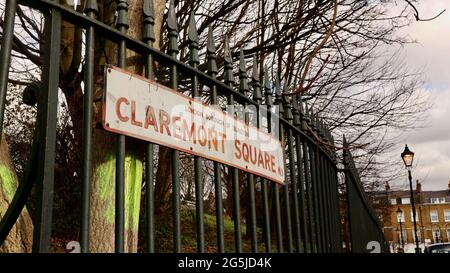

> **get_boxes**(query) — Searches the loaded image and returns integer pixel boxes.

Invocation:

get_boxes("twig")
[404,0,446,21]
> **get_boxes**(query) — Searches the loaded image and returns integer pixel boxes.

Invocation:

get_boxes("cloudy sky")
[390,0,450,191]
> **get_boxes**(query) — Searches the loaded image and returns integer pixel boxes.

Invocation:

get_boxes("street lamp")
[397,207,405,252]
[401,144,421,253]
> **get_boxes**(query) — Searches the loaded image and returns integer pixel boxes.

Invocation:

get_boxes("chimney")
[448,179,450,189]
[416,179,422,192]
[385,181,390,191]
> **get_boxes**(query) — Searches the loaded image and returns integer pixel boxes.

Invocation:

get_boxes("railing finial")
[252,56,262,102]
[167,0,179,55]
[263,66,272,106]
[188,11,200,65]
[223,35,234,86]
[115,0,129,29]
[143,0,155,43]
[84,0,98,14]
[206,26,218,74]
[239,48,249,93]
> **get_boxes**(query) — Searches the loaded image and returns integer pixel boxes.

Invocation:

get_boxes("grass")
[153,205,270,253]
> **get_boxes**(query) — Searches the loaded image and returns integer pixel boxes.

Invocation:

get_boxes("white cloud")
[388,1,450,191]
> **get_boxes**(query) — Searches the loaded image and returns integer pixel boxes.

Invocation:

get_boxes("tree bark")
[0,134,33,253]
[84,0,166,252]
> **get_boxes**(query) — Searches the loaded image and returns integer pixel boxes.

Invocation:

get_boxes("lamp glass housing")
[401,145,414,167]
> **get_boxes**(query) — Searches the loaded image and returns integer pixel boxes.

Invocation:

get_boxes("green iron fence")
[343,137,390,253]
[0,0,383,253]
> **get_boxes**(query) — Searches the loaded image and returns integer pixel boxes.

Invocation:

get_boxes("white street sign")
[103,65,285,184]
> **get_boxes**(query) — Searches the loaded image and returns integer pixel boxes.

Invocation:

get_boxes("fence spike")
[319,118,325,139]
[143,0,155,43]
[84,0,98,13]
[167,0,178,54]
[275,75,284,116]
[310,109,317,132]
[283,91,293,121]
[188,12,199,65]
[252,56,262,102]
[207,26,218,74]
[115,0,129,29]
[223,35,234,86]
[292,96,301,127]
[263,66,273,106]
[239,48,249,93]
[188,11,199,43]
[304,103,311,128]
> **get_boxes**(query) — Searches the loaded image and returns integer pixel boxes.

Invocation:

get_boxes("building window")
[430,210,439,222]
[398,230,407,244]
[444,210,450,222]
[401,198,410,204]
[430,197,446,204]
[397,212,405,223]
[432,229,441,243]
[410,211,419,222]
[390,199,397,205]
[412,229,421,243]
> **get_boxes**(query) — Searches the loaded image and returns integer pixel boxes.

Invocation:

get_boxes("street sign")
[103,65,285,184]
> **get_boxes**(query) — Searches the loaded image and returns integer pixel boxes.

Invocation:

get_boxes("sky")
[389,0,450,191]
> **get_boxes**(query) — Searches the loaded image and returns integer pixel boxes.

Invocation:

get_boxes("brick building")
[373,180,450,252]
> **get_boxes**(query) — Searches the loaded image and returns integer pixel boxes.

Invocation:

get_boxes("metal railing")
[0,0,375,253]
[343,137,390,253]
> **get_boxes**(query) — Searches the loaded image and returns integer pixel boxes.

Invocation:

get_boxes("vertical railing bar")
[248,174,257,253]
[261,66,272,253]
[231,170,242,253]
[302,139,315,252]
[207,28,224,253]
[32,3,61,252]
[143,0,155,253]
[285,98,301,253]
[324,158,333,252]
[327,159,338,252]
[239,50,257,253]
[188,12,204,253]
[276,80,293,253]
[315,146,326,252]
[309,142,322,252]
[333,161,343,252]
[295,137,310,252]
[248,55,262,254]
[167,0,181,253]
[328,160,340,253]
[293,97,309,252]
[327,159,336,252]
[0,0,17,133]
[223,37,241,253]
[320,153,331,252]
[80,0,98,253]
[316,150,326,252]
[114,0,128,253]
[301,103,316,252]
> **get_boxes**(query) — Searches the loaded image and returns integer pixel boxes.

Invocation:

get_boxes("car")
[424,243,450,253]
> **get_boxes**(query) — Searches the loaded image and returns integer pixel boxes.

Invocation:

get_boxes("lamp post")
[401,144,421,253]
[397,207,405,252]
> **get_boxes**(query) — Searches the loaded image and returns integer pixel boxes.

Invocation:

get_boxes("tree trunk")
[59,0,167,252]
[0,134,33,253]
[86,0,166,252]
